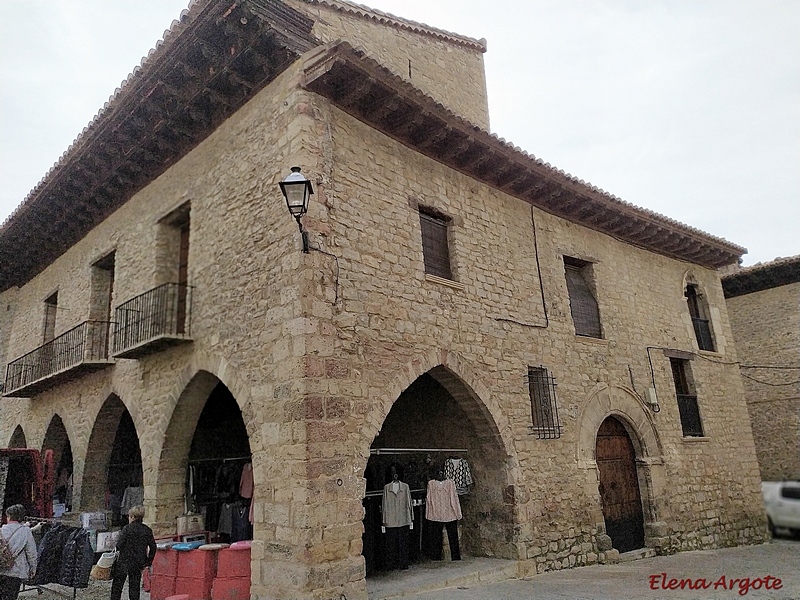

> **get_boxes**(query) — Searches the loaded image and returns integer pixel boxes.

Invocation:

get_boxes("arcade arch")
[9,425,26,448]
[155,371,253,541]
[362,363,515,576]
[82,394,143,517]
[42,414,73,511]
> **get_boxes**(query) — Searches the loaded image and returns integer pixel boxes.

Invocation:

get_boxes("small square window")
[419,210,452,280]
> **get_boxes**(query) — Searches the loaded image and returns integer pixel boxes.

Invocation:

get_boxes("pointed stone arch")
[80,394,143,513]
[9,425,26,448]
[360,349,514,464]
[360,349,519,562]
[42,414,73,503]
[576,383,670,549]
[152,353,257,534]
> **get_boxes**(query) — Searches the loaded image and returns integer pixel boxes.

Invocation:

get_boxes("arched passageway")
[596,416,645,553]
[9,425,26,448]
[42,414,74,512]
[157,373,253,542]
[82,395,143,516]
[363,367,513,576]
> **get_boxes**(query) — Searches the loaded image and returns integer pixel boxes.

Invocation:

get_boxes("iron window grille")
[527,367,563,439]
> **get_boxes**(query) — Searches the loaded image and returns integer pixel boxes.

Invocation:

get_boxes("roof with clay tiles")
[0,0,746,292]
[298,0,487,50]
[722,255,800,297]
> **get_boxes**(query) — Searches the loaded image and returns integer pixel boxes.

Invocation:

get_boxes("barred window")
[564,257,602,338]
[670,358,704,437]
[527,367,562,439]
[419,210,453,280]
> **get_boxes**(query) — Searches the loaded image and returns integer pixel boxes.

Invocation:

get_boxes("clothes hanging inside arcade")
[186,458,253,541]
[362,449,472,576]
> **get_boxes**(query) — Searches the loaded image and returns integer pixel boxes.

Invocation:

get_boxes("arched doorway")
[9,425,26,448]
[595,416,644,553]
[83,395,143,516]
[363,367,512,576]
[42,414,74,512]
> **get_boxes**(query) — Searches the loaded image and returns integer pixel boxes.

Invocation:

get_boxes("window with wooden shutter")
[563,257,602,338]
[419,210,453,280]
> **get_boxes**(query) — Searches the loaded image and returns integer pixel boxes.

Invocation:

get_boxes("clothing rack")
[370,448,468,455]
[20,518,82,600]
[187,455,251,464]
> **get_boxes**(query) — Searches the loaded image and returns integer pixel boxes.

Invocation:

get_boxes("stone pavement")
[370,539,800,600]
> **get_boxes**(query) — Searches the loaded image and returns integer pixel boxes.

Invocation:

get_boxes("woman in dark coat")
[110,505,156,600]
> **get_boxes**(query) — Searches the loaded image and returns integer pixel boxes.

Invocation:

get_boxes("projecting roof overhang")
[0,0,318,292]
[302,42,747,270]
[722,255,800,297]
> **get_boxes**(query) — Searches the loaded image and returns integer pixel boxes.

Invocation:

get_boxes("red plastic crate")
[175,576,214,600]
[177,549,217,579]
[211,577,250,600]
[150,575,176,600]
[153,549,179,577]
[216,548,250,578]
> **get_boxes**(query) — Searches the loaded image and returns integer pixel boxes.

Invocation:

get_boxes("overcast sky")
[1,1,798,267]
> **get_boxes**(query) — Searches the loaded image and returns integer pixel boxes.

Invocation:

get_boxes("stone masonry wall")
[726,282,800,481]
[286,0,490,129]
[0,40,767,600]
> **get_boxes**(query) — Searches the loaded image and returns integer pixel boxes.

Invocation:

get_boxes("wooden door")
[596,417,644,553]
[176,223,190,334]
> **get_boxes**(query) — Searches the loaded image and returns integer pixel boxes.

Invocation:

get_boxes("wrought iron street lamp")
[279,166,313,253]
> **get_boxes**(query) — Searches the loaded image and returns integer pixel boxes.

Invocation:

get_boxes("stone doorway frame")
[576,383,671,551]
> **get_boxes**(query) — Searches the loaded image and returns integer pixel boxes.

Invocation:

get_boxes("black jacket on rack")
[33,525,94,588]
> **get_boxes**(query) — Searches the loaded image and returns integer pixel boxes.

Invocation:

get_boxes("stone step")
[618,547,656,562]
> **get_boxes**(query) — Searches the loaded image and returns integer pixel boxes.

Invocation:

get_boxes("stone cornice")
[302,42,746,269]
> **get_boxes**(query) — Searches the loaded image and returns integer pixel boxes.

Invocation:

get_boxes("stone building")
[0,1,766,598]
[723,256,800,482]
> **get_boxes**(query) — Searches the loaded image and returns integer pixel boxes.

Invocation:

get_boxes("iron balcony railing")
[4,320,112,396]
[691,317,715,352]
[113,282,193,356]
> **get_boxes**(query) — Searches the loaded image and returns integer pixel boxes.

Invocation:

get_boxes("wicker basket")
[90,564,112,581]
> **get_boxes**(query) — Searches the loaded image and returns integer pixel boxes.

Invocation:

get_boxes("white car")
[762,481,800,537]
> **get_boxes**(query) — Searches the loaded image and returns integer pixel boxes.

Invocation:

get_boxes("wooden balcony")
[112,282,193,359]
[3,320,114,398]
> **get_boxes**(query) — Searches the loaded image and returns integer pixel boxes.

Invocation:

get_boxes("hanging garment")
[239,463,253,499]
[381,481,412,528]
[33,525,72,584]
[425,479,462,522]
[443,458,474,494]
[58,528,94,588]
[230,504,252,542]
[218,503,235,535]
[425,520,461,561]
[121,486,144,515]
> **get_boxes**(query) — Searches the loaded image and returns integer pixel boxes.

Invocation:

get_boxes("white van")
[762,481,800,537]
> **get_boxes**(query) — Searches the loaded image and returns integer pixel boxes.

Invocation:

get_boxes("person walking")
[0,504,37,600]
[110,505,156,600]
